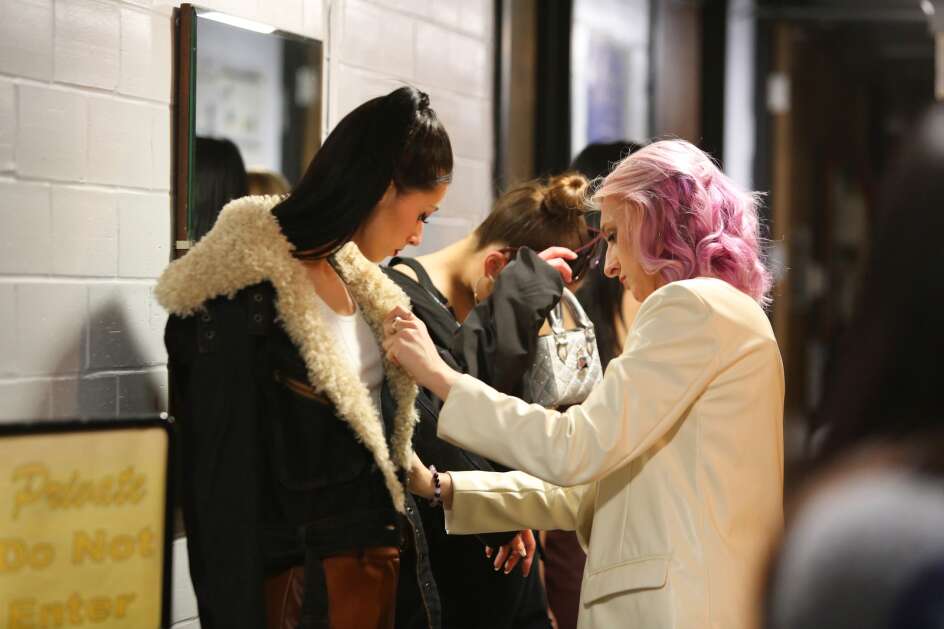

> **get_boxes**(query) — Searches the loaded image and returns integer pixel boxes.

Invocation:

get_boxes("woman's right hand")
[485,529,536,576]
[537,246,577,284]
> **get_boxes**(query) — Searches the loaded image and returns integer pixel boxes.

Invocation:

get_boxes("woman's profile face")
[600,196,661,302]
[355,182,449,261]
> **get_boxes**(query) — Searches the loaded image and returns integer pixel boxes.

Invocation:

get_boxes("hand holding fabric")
[536,246,577,285]
[383,305,460,400]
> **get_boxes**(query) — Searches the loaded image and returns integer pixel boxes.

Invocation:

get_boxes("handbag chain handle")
[547,288,597,363]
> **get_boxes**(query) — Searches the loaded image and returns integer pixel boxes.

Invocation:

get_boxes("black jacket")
[158,196,440,629]
[384,248,563,629]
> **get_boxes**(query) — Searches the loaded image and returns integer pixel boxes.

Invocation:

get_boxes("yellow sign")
[0,425,169,629]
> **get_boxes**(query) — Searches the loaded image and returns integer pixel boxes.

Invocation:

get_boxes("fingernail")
[519,548,527,557]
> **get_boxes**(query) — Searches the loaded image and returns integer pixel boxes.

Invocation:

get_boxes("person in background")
[158,86,451,629]
[763,104,944,629]
[536,141,644,629]
[247,167,291,197]
[192,136,248,241]
[389,139,783,629]
[810,103,944,462]
[385,173,594,629]
[571,141,644,366]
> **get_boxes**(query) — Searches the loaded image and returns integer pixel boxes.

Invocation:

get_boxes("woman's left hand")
[408,452,434,499]
[486,529,536,576]
[383,305,460,399]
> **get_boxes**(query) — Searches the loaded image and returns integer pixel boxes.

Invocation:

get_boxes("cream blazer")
[438,278,784,629]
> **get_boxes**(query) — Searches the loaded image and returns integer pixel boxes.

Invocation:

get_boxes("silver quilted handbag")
[522,288,603,407]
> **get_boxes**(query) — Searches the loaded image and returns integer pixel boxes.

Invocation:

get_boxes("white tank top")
[312,292,384,414]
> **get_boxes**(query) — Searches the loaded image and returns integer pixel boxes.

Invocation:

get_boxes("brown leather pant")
[265,546,400,629]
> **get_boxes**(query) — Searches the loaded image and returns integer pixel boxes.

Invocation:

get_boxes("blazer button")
[205,330,215,340]
[253,293,264,302]
[406,506,413,514]
[253,313,263,323]
[201,312,211,322]
[424,581,431,590]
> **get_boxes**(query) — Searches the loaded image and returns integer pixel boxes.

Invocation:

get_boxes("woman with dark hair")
[762,104,944,629]
[384,173,592,629]
[157,86,451,629]
[387,139,783,628]
[812,104,944,461]
[193,136,249,241]
[571,141,643,368]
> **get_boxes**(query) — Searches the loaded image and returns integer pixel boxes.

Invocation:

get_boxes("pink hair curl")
[595,139,772,306]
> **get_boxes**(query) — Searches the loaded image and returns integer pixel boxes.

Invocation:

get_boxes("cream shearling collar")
[155,195,418,513]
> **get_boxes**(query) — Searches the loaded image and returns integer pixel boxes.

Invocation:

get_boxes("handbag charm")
[523,288,603,407]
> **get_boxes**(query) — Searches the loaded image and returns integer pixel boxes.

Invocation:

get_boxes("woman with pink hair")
[384,139,785,628]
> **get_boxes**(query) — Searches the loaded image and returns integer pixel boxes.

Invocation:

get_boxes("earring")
[472,275,495,305]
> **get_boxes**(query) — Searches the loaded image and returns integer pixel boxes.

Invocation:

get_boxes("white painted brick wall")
[88,96,157,187]
[17,85,89,182]
[55,0,121,89]
[0,180,53,275]
[0,378,52,421]
[438,157,491,222]
[50,186,119,276]
[0,283,15,377]
[0,0,54,80]
[118,192,172,278]
[327,0,494,255]
[0,79,14,171]
[415,22,488,98]
[0,1,493,626]
[13,283,88,376]
[119,7,174,102]
[340,0,415,77]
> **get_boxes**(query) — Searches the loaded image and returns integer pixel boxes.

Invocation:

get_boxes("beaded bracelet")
[429,465,442,507]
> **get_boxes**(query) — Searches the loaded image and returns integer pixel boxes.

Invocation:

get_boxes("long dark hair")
[571,141,642,368]
[193,137,248,241]
[814,104,944,462]
[273,86,453,259]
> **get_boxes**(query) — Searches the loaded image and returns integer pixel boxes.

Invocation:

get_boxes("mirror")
[175,4,324,250]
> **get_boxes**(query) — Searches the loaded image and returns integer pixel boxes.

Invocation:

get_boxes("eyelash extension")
[420,214,430,224]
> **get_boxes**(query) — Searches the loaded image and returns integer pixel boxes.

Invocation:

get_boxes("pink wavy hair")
[594,139,772,306]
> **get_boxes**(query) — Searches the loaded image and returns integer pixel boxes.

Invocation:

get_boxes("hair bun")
[541,172,589,219]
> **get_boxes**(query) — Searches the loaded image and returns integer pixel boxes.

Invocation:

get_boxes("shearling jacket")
[157,196,440,629]
[438,278,785,629]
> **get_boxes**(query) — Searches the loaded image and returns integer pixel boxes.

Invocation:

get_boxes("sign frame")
[0,414,175,629]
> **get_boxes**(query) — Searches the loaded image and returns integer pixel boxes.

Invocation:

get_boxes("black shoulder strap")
[389,257,451,310]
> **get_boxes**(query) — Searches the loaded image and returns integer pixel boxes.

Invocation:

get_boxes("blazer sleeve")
[454,248,563,397]
[438,282,721,487]
[411,388,517,547]
[443,470,593,536]
[167,299,267,628]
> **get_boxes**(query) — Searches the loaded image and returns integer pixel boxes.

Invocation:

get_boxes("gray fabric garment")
[769,470,944,629]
